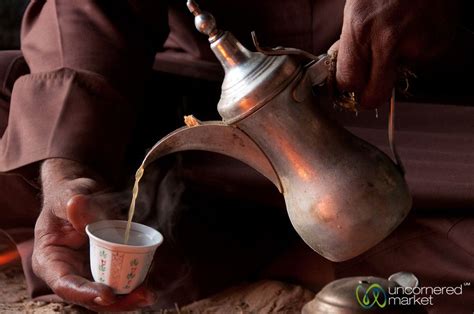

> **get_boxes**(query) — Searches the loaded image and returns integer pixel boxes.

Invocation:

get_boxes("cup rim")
[86,220,163,252]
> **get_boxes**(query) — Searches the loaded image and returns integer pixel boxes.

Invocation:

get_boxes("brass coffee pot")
[142,1,411,262]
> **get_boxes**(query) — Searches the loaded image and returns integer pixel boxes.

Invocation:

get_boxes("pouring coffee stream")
[124,165,144,244]
[127,0,412,261]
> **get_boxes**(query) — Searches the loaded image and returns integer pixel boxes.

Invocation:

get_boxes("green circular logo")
[356,283,388,309]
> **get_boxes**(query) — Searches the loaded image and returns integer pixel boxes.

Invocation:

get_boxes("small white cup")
[86,220,163,294]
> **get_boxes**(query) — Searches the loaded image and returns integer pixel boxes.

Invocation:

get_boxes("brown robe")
[0,1,473,313]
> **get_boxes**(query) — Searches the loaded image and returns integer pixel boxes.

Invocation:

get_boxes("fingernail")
[94,296,114,306]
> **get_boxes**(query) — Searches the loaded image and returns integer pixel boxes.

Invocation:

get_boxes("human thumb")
[66,194,99,233]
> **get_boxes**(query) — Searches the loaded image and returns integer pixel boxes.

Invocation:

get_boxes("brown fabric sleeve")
[0,69,131,176]
[0,0,167,178]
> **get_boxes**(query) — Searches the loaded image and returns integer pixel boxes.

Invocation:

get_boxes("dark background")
[0,1,472,105]
[0,0,28,50]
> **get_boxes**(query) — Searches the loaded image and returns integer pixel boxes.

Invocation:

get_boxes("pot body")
[234,67,411,261]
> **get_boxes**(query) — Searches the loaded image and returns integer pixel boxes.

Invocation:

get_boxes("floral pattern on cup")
[124,258,139,290]
[110,252,125,288]
[98,249,108,283]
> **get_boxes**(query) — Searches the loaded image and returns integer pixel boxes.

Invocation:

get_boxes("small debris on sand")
[0,264,87,313]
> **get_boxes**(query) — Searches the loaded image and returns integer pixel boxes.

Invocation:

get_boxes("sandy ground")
[0,228,314,313]
[0,261,314,313]
[0,263,90,313]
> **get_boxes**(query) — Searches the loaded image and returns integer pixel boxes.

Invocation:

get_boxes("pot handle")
[387,89,405,175]
[142,120,283,192]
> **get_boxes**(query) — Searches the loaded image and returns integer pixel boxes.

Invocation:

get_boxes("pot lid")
[186,0,300,124]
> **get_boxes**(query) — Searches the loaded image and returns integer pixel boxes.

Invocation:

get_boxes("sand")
[0,262,314,313]
[0,263,88,313]
[0,232,314,313]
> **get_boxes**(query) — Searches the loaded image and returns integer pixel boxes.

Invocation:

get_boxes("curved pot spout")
[142,121,283,193]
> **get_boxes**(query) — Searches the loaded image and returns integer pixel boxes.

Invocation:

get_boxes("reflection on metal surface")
[216,42,235,67]
[263,122,312,182]
[315,196,337,224]
[143,122,282,193]
[280,139,311,182]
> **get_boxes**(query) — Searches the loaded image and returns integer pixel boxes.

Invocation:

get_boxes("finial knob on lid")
[187,0,221,41]
[185,0,299,123]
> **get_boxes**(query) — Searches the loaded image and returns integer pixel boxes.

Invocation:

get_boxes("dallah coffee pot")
[142,1,411,262]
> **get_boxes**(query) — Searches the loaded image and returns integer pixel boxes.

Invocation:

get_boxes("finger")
[34,209,88,250]
[328,40,339,55]
[67,192,127,233]
[49,258,156,311]
[335,16,370,95]
[32,246,118,308]
[93,285,157,312]
[53,274,118,308]
[359,34,398,109]
[66,195,98,233]
[44,177,103,222]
